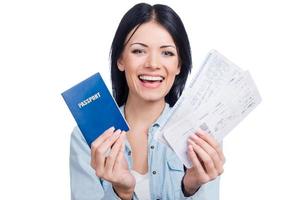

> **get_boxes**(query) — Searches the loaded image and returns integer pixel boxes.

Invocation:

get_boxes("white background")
[1,0,300,199]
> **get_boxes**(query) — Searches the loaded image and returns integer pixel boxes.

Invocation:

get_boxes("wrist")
[113,185,134,200]
[182,173,201,197]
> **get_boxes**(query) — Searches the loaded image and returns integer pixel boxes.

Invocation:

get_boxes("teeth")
[139,75,164,81]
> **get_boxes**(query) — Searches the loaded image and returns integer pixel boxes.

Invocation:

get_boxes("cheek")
[122,57,139,73]
[164,58,179,73]
[169,64,180,76]
[166,65,180,87]
[126,53,145,65]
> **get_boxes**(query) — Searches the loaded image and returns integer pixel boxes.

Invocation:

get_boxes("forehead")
[126,21,175,46]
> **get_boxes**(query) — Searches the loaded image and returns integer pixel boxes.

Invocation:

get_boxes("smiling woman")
[70,3,224,200]
[117,21,180,103]
[110,3,192,108]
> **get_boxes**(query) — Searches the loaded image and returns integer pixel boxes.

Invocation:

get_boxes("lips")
[138,75,165,82]
[138,74,165,89]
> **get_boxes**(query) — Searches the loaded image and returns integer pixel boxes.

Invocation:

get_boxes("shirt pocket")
[167,156,184,171]
[166,156,185,196]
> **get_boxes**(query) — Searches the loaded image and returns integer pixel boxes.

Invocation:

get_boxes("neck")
[124,96,165,129]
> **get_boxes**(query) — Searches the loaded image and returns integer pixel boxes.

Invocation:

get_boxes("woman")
[70,3,224,200]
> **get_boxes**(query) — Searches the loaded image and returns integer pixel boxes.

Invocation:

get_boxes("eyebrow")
[130,42,176,49]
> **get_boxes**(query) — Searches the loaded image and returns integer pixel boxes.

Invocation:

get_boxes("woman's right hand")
[90,127,135,200]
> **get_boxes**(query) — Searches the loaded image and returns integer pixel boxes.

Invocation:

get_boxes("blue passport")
[61,72,129,147]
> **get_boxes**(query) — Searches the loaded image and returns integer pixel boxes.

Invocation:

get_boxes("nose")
[145,51,160,69]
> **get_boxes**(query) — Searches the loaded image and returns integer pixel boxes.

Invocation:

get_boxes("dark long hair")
[110,3,192,107]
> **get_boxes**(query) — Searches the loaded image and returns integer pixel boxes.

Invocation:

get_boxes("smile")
[138,75,165,83]
[138,74,165,89]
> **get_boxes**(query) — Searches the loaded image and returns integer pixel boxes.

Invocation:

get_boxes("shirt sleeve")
[179,176,220,200]
[69,127,122,200]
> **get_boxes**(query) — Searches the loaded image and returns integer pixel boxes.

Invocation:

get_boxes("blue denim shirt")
[70,104,220,200]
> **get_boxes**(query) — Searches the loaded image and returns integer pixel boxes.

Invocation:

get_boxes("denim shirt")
[70,104,220,200]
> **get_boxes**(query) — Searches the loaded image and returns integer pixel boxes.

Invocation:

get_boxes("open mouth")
[138,75,165,83]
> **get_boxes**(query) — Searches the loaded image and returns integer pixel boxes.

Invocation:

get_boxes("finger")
[114,134,126,171]
[196,129,225,163]
[187,144,206,175]
[93,129,121,172]
[91,127,115,168]
[105,131,125,174]
[92,126,116,148]
[100,129,122,156]
[190,134,223,174]
[188,139,218,178]
[187,144,211,184]
[91,127,115,167]
[94,149,107,177]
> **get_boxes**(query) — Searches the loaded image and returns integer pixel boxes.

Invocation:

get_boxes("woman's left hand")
[183,129,225,196]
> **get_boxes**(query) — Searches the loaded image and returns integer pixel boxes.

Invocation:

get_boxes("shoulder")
[70,126,90,155]
[71,126,84,140]
[71,126,86,145]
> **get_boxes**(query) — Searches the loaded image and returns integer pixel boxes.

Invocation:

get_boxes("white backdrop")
[1,0,300,199]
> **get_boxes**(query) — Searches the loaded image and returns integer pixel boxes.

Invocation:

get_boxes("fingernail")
[187,139,194,145]
[120,131,126,137]
[190,134,197,139]
[109,126,115,131]
[114,129,121,135]
[197,129,205,136]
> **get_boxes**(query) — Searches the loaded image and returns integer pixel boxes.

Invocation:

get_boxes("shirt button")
[150,145,154,149]
[128,151,131,156]
[153,123,159,128]
[152,171,157,175]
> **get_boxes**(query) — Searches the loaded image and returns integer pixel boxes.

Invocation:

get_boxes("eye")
[131,49,145,54]
[162,51,175,57]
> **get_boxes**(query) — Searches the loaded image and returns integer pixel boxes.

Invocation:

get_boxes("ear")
[176,65,181,75]
[117,56,125,72]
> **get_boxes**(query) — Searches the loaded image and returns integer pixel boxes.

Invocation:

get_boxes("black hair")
[110,3,192,107]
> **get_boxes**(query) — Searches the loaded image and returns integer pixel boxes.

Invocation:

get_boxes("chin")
[139,92,166,103]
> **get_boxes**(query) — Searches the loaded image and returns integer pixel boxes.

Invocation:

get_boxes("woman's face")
[118,21,180,103]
